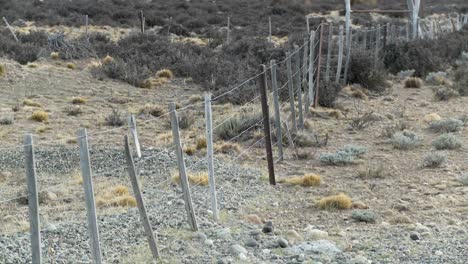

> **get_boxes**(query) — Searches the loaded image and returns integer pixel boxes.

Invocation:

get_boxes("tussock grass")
[139,104,164,117]
[23,99,42,107]
[50,52,60,60]
[0,64,5,76]
[66,63,76,70]
[404,77,423,88]
[214,142,241,154]
[96,185,136,208]
[103,55,114,64]
[27,63,38,68]
[318,193,352,210]
[30,111,49,122]
[71,97,87,105]
[173,172,209,186]
[184,146,196,156]
[156,69,174,79]
[279,174,321,187]
[195,138,207,150]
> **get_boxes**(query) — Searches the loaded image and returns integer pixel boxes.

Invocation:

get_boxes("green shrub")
[429,119,464,133]
[0,116,13,125]
[390,131,422,150]
[105,109,124,127]
[432,133,462,150]
[215,113,263,140]
[422,153,446,168]
[434,86,459,101]
[318,82,342,107]
[319,145,366,166]
[348,49,387,92]
[351,210,377,223]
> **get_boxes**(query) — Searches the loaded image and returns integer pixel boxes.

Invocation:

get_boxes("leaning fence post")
[308,31,316,109]
[169,103,198,231]
[306,15,310,35]
[362,27,368,49]
[138,10,145,33]
[325,24,333,84]
[286,51,297,133]
[294,50,304,128]
[2,17,19,42]
[226,17,231,44]
[314,22,325,107]
[128,115,141,158]
[258,65,276,185]
[270,60,283,162]
[374,24,381,68]
[24,134,41,264]
[343,29,353,83]
[124,135,159,260]
[204,94,219,221]
[335,25,344,84]
[84,15,89,37]
[77,128,102,264]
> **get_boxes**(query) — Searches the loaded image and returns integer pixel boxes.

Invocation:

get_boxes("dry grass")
[30,111,49,122]
[66,63,77,70]
[71,97,87,105]
[195,137,207,150]
[27,63,38,68]
[142,77,169,89]
[318,193,352,210]
[404,77,423,88]
[188,95,202,104]
[0,64,5,77]
[139,104,164,117]
[156,69,174,79]
[184,146,196,156]
[50,52,60,60]
[215,142,241,154]
[172,172,209,186]
[103,55,114,64]
[96,185,137,208]
[23,99,42,107]
[279,174,321,187]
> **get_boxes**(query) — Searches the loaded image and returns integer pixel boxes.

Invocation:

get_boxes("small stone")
[286,230,303,244]
[277,237,289,248]
[435,250,443,256]
[217,228,231,239]
[176,199,185,205]
[238,253,247,261]
[410,232,420,240]
[246,214,263,225]
[204,239,214,247]
[230,244,247,256]
[192,231,207,242]
[352,255,369,264]
[262,221,273,233]
[415,223,431,233]
[297,254,305,262]
[39,191,58,204]
[307,229,329,240]
[245,238,258,247]
[262,249,271,255]
[352,202,369,209]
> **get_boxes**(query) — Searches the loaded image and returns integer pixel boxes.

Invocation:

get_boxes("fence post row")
[335,25,344,84]
[77,128,102,264]
[314,22,325,107]
[362,28,368,49]
[294,50,304,128]
[324,24,333,84]
[128,115,141,158]
[286,51,297,133]
[204,94,219,221]
[123,135,160,260]
[308,30,316,109]
[24,134,41,264]
[270,60,284,162]
[258,65,276,185]
[169,103,198,231]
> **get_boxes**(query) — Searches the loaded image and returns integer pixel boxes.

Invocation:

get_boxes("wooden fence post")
[324,24,333,84]
[268,16,272,42]
[24,134,41,264]
[362,27,368,49]
[204,94,219,221]
[258,65,275,185]
[294,50,304,128]
[345,0,351,49]
[270,60,283,162]
[286,52,297,133]
[85,15,89,37]
[335,25,344,84]
[314,22,325,107]
[343,29,353,83]
[169,103,198,231]
[138,11,145,33]
[128,115,141,158]
[227,17,231,44]
[77,128,102,264]
[124,136,159,260]
[308,31,316,109]
[2,17,19,42]
[383,23,388,47]
[374,24,381,68]
[306,15,310,35]
[301,37,309,106]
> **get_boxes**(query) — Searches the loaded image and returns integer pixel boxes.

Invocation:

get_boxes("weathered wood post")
[268,16,272,42]
[345,0,351,49]
[362,27,368,49]
[128,115,141,158]
[407,0,420,39]
[85,15,89,37]
[324,24,333,84]
[270,60,283,162]
[308,31,316,108]
[374,24,381,68]
[77,128,102,264]
[335,25,344,84]
[138,11,145,33]
[286,51,297,132]
[24,134,41,264]
[258,65,276,185]
[204,94,219,221]
[314,22,325,107]
[227,17,231,44]
[306,15,310,35]
[294,50,304,128]
[124,136,160,260]
[169,103,198,231]
[2,17,19,42]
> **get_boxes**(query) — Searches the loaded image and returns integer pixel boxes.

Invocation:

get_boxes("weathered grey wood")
[128,115,141,158]
[301,38,308,123]
[345,0,351,49]
[268,16,272,42]
[85,15,89,36]
[294,50,303,128]
[169,103,198,231]
[77,128,102,264]
[406,21,410,41]
[407,0,420,39]
[374,24,381,68]
[344,29,353,83]
[362,28,367,49]
[270,60,283,162]
[306,15,310,35]
[204,94,219,221]
[138,11,145,33]
[286,52,297,133]
[391,24,396,43]
[124,135,159,260]
[335,25,344,84]
[2,17,18,42]
[24,134,41,264]
[227,17,231,44]
[308,31,316,108]
[324,24,333,84]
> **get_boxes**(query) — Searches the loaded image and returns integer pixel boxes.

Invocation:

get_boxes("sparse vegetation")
[351,210,377,223]
[434,86,459,101]
[66,63,77,70]
[177,111,195,130]
[348,49,388,92]
[184,146,196,156]
[65,106,83,116]
[96,185,137,208]
[318,82,342,107]
[404,77,423,88]
[390,131,422,150]
[279,174,321,187]
[432,134,462,150]
[50,52,60,60]
[105,109,125,127]
[319,145,366,166]
[318,193,352,210]
[71,97,87,105]
[139,104,164,117]
[23,99,42,107]
[156,69,174,79]
[195,138,207,150]
[358,163,386,179]
[429,118,464,133]
[215,112,262,140]
[30,111,49,122]
[0,64,5,77]
[214,142,241,154]
[422,152,447,168]
[0,116,14,125]
[426,71,448,85]
[173,172,209,186]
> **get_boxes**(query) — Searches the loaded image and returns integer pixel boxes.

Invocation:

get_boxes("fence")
[1,13,468,263]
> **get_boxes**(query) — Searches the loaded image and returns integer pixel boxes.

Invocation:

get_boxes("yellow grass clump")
[103,55,114,64]
[23,99,42,107]
[215,142,241,154]
[96,185,137,208]
[404,77,423,88]
[30,111,49,122]
[318,193,352,210]
[113,185,129,196]
[422,113,441,124]
[184,146,196,156]
[188,95,202,104]
[66,63,77,70]
[141,77,169,89]
[50,52,60,60]
[27,63,38,68]
[195,137,207,150]
[172,172,209,186]
[280,174,321,187]
[156,69,174,79]
[0,64,5,77]
[71,97,87,105]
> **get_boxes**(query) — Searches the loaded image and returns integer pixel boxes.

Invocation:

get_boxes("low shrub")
[318,82,342,107]
[139,104,164,117]
[348,49,387,92]
[319,144,366,166]
[351,210,377,223]
[156,69,174,79]
[318,193,352,210]
[422,152,446,168]
[71,97,87,105]
[214,142,241,154]
[50,52,60,60]
[195,138,207,150]
[453,66,468,96]
[23,99,42,107]
[105,109,124,127]
[279,174,321,187]
[65,106,83,116]
[215,112,263,140]
[390,131,422,150]
[426,71,448,85]
[429,118,464,133]
[404,77,423,88]
[434,86,459,101]
[31,111,49,122]
[0,116,14,125]
[177,111,195,130]
[432,133,462,150]
[66,62,77,70]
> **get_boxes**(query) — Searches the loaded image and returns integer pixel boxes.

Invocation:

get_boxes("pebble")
[193,231,207,242]
[246,214,263,225]
[262,221,273,233]
[245,238,258,247]
[230,244,247,256]
[435,250,443,256]
[204,239,214,247]
[410,232,420,241]
[277,237,289,248]
[286,230,303,244]
[307,229,329,240]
